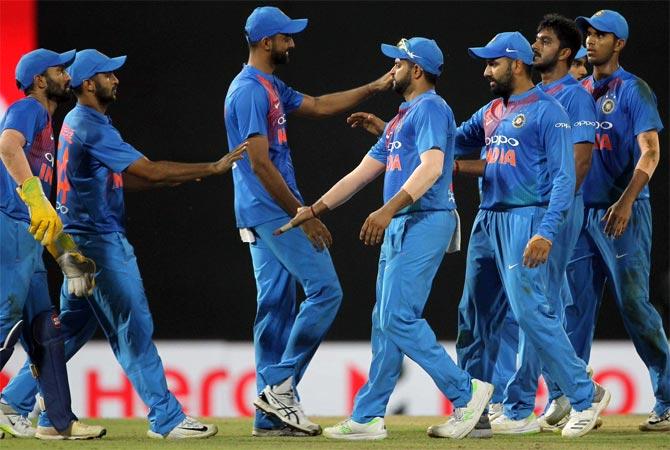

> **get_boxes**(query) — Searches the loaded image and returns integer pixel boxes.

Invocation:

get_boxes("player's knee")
[379,311,413,337]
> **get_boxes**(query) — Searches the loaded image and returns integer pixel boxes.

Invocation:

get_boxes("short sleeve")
[626,79,664,136]
[414,100,449,154]
[455,105,486,156]
[566,88,597,144]
[231,83,271,140]
[1,100,43,143]
[367,133,387,164]
[86,124,143,172]
[279,82,304,114]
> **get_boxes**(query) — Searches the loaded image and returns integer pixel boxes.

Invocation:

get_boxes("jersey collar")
[75,102,111,123]
[399,89,435,111]
[537,73,575,92]
[592,66,625,88]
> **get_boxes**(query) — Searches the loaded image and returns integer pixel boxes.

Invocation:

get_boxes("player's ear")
[614,38,626,53]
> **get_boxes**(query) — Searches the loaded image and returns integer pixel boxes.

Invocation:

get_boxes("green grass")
[1,415,667,449]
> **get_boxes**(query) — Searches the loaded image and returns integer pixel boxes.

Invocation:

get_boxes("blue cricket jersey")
[56,103,143,234]
[580,67,664,207]
[0,97,55,223]
[224,64,305,228]
[538,73,597,195]
[368,90,456,214]
[456,86,575,242]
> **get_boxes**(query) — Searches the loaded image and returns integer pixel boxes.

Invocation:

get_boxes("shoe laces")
[180,417,204,428]
[10,414,32,429]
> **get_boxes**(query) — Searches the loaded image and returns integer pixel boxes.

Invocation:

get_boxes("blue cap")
[68,49,126,88]
[576,10,629,40]
[15,49,76,89]
[381,37,444,76]
[468,31,534,65]
[575,46,587,59]
[245,6,308,43]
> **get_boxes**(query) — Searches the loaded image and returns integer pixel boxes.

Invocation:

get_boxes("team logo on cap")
[595,10,605,17]
[512,113,526,128]
[602,98,615,114]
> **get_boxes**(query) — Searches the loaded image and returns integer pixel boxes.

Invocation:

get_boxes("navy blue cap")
[381,37,444,76]
[468,31,534,65]
[575,46,587,59]
[576,10,628,40]
[245,6,308,43]
[68,49,126,88]
[15,49,76,89]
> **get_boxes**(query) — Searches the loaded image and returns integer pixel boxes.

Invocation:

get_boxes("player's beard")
[393,71,411,95]
[45,76,72,103]
[271,48,289,65]
[533,50,559,73]
[93,80,116,106]
[488,64,513,97]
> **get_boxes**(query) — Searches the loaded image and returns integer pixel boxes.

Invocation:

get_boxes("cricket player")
[278,37,494,441]
[224,6,392,436]
[452,31,609,438]
[0,48,104,440]
[1,49,246,440]
[570,10,670,431]
[488,15,597,434]
[570,46,589,80]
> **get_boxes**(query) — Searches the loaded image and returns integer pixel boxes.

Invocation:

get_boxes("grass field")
[1,415,667,449]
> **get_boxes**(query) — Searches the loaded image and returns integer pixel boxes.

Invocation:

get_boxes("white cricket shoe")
[323,417,387,440]
[253,376,321,436]
[35,420,106,440]
[466,414,492,439]
[427,379,494,439]
[538,395,571,431]
[491,413,541,434]
[147,416,217,439]
[562,382,610,438]
[639,409,670,432]
[488,402,503,421]
[0,402,36,438]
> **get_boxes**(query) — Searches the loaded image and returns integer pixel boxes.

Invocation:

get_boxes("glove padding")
[56,252,96,297]
[16,176,63,246]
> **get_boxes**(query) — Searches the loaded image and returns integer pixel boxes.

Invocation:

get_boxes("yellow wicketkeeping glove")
[16,176,63,246]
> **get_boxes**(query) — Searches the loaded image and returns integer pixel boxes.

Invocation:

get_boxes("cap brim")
[576,47,588,59]
[380,44,406,60]
[575,16,592,34]
[57,49,76,68]
[468,46,502,60]
[279,18,308,35]
[98,55,127,73]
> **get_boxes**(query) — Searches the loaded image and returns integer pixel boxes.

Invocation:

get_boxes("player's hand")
[300,218,332,251]
[346,112,386,137]
[368,70,394,93]
[16,176,63,246]
[56,251,96,297]
[523,235,552,268]
[213,141,248,175]
[602,198,633,238]
[360,207,393,246]
[274,206,315,236]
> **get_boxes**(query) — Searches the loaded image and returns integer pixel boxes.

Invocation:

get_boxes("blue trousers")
[566,199,670,415]
[2,232,185,434]
[456,207,594,412]
[491,308,518,404]
[502,195,584,419]
[353,211,472,423]
[248,217,342,429]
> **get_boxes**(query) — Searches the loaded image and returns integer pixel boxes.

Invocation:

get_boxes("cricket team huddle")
[0,4,668,442]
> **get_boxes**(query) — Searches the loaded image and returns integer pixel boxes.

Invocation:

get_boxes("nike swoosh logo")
[508,264,518,269]
[505,48,517,53]
[178,426,208,431]
[615,253,627,259]
[485,119,494,126]
[273,102,280,109]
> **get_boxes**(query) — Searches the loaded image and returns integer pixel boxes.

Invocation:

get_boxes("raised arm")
[295,72,392,119]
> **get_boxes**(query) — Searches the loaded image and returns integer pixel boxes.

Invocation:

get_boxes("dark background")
[38,1,669,341]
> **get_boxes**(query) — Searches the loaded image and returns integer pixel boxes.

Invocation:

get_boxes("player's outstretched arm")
[453,159,486,177]
[602,130,659,238]
[347,112,387,137]
[295,72,393,119]
[125,141,247,184]
[275,156,384,240]
[360,149,443,245]
[1,129,63,246]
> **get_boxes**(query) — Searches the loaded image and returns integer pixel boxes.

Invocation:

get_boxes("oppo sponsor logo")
[485,135,519,146]
[386,140,402,151]
[574,120,613,129]
[555,122,571,129]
